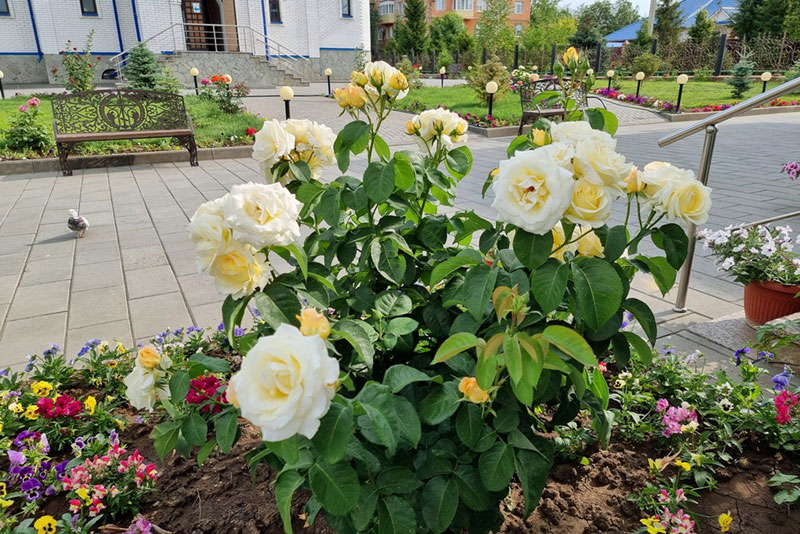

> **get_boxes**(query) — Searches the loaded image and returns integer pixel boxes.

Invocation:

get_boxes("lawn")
[0,94,263,160]
[613,78,793,108]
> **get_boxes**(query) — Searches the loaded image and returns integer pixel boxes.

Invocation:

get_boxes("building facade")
[0,0,370,84]
[375,0,530,50]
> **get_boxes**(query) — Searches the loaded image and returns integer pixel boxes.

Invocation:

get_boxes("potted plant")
[700,224,800,325]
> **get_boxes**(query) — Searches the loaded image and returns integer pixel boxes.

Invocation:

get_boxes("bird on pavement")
[67,209,89,238]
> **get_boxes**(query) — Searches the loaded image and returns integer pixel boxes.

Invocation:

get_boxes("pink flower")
[775,390,798,424]
[201,78,210,86]
[18,105,28,113]
[655,398,669,413]
[27,97,40,107]
[598,362,607,373]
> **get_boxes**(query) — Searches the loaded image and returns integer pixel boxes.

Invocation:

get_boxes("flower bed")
[594,87,800,114]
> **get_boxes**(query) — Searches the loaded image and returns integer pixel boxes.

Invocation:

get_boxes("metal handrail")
[659,76,800,312]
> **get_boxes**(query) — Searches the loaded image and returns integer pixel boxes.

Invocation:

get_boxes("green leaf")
[196,439,216,467]
[570,257,624,330]
[420,381,461,425]
[445,146,473,179]
[308,462,359,515]
[506,134,531,158]
[429,250,482,287]
[513,229,554,270]
[351,483,378,531]
[317,187,342,226]
[312,403,354,464]
[221,294,251,348]
[542,325,597,367]
[652,223,689,269]
[478,441,515,491]
[386,317,419,336]
[622,298,657,346]
[332,319,376,368]
[590,367,610,410]
[432,332,480,364]
[358,386,400,456]
[503,335,523,384]
[188,353,231,374]
[384,364,438,393]
[531,259,569,314]
[364,161,395,203]
[378,496,417,534]
[514,439,555,518]
[392,396,421,447]
[272,243,308,280]
[623,331,654,366]
[463,264,498,322]
[612,333,631,368]
[377,467,422,494]
[394,156,416,191]
[153,421,181,460]
[602,225,628,262]
[374,290,413,318]
[454,464,491,511]
[181,413,208,447]
[374,134,391,161]
[275,470,304,534]
[169,371,190,402]
[634,255,677,295]
[456,403,483,448]
[422,477,460,534]
[265,435,299,464]
[585,108,619,135]
[475,352,497,390]
[215,412,239,453]
[253,283,302,329]
[372,238,407,284]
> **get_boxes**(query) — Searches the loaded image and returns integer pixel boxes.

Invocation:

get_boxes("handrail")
[659,76,800,147]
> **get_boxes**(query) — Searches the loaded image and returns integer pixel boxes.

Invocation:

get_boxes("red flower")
[245,127,257,136]
[97,56,102,60]
[186,376,227,413]
[37,394,83,419]
[73,47,78,51]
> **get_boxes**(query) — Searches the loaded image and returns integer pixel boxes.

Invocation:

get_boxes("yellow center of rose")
[513,170,550,210]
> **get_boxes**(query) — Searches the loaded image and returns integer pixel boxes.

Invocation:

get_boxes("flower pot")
[743,280,800,325]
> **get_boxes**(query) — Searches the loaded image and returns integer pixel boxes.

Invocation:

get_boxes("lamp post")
[761,71,772,93]
[676,74,688,113]
[0,70,4,100]
[635,71,645,98]
[440,66,446,88]
[190,67,199,95]
[280,86,294,119]
[606,69,614,90]
[486,80,498,117]
[324,68,332,96]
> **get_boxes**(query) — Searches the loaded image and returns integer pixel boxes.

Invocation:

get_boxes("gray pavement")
[1,92,799,369]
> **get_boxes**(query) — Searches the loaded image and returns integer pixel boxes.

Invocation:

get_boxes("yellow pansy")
[675,460,691,472]
[115,341,127,353]
[34,515,58,534]
[0,482,6,497]
[9,402,23,414]
[640,517,666,534]
[24,405,39,420]
[648,458,665,472]
[31,381,53,397]
[84,396,97,415]
[296,308,331,340]
[98,341,109,354]
[458,377,489,404]
[76,487,91,503]
[718,512,733,532]
[0,498,13,508]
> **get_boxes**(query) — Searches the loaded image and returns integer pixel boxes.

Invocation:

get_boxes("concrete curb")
[0,145,254,176]
[661,104,800,121]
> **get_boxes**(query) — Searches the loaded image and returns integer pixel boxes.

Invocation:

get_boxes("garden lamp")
[676,74,689,113]
[586,68,594,77]
[606,69,614,90]
[324,68,332,96]
[280,86,294,119]
[190,67,200,95]
[635,71,645,98]
[485,80,498,118]
[761,71,772,93]
[0,70,4,99]
[440,66,446,88]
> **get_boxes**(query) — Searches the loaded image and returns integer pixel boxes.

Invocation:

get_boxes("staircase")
[159,51,309,88]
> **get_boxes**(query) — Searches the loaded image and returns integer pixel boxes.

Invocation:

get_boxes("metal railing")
[109,23,311,82]
[658,76,800,312]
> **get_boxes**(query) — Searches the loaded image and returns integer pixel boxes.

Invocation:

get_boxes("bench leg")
[178,136,199,167]
[56,142,73,176]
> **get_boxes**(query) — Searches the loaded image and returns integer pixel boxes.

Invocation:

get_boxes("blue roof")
[605,0,740,42]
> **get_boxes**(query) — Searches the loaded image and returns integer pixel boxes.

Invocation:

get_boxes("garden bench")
[518,79,607,135]
[51,89,198,176]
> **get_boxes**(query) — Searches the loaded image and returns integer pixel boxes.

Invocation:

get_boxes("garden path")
[1,101,798,374]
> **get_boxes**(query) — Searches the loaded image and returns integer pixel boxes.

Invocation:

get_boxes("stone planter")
[743,280,800,325]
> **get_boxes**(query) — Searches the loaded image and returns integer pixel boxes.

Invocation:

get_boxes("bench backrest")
[51,89,190,134]
[520,79,586,111]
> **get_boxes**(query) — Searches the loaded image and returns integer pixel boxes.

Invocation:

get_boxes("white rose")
[411,108,468,150]
[189,198,231,272]
[491,149,575,235]
[252,119,294,171]
[222,182,301,248]
[573,138,631,192]
[550,121,615,149]
[123,365,170,412]
[230,324,340,441]
[364,61,408,99]
[535,142,575,172]
[282,119,336,178]
[639,161,694,197]
[564,177,612,228]
[651,177,713,225]
[208,238,273,298]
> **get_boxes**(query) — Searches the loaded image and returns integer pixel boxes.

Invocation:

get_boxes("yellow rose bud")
[563,47,579,64]
[454,122,467,135]
[333,87,349,108]
[345,84,368,108]
[406,120,417,135]
[531,128,547,146]
[458,377,489,404]
[296,308,331,340]
[350,70,367,86]
[137,345,162,370]
[624,165,644,193]
[490,168,499,177]
[371,70,384,87]
[389,71,409,91]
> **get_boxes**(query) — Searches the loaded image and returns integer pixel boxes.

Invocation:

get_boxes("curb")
[660,104,800,121]
[467,124,532,138]
[0,145,254,176]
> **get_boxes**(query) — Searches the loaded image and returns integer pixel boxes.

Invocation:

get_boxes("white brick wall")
[33,0,123,54]
[0,0,39,54]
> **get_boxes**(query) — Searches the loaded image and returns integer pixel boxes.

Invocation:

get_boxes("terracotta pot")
[743,280,800,325]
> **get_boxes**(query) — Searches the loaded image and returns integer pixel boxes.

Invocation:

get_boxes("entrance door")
[182,0,225,51]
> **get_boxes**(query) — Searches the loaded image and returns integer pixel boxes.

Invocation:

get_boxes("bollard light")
[190,67,199,95]
[586,68,594,76]
[486,80,498,117]
[635,71,645,98]
[324,68,332,96]
[0,70,4,99]
[532,65,538,71]
[440,66,446,88]
[606,69,614,90]
[280,86,294,119]
[761,71,772,93]
[675,74,689,113]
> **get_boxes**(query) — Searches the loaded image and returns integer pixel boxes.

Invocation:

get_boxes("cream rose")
[230,324,340,441]
[123,359,171,412]
[535,142,575,172]
[208,239,273,298]
[189,198,230,272]
[564,177,612,228]
[409,108,468,150]
[651,177,713,225]
[222,182,301,248]
[550,121,615,149]
[491,149,575,235]
[573,138,631,192]
[576,227,605,258]
[550,222,579,262]
[252,119,294,171]
[364,61,408,99]
[639,161,695,197]
[282,119,336,178]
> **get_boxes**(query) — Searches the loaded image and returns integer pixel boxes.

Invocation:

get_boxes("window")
[379,1,394,15]
[378,27,385,40]
[397,2,403,15]
[80,0,98,15]
[515,23,523,35]
[435,0,445,10]
[342,0,351,17]
[0,0,9,16]
[476,0,485,11]
[269,0,281,23]
[514,1,523,14]
[389,26,394,38]
[454,0,472,10]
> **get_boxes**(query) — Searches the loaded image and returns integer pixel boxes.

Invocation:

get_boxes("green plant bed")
[0,94,263,160]
[613,79,789,108]
[393,84,522,123]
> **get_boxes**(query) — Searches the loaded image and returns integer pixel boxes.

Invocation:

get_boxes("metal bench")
[518,79,607,135]
[52,89,198,176]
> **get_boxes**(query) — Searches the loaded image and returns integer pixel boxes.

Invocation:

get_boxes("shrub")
[396,55,423,89]
[199,74,250,113]
[466,54,511,103]
[785,58,800,82]
[123,44,162,90]
[631,52,662,78]
[728,54,754,99]
[157,66,183,94]
[54,31,99,92]
[2,98,52,153]
[694,68,713,82]
[437,49,454,71]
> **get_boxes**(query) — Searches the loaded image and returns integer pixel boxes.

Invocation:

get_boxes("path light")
[606,69,614,90]
[324,68,332,96]
[676,74,689,113]
[635,71,645,98]
[440,66,446,88]
[586,68,594,76]
[280,86,294,119]
[190,67,200,95]
[486,80,498,118]
[761,71,772,93]
[0,70,4,99]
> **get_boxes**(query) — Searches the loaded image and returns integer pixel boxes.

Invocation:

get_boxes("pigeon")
[67,209,89,238]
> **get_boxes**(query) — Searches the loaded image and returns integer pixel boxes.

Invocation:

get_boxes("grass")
[393,79,799,124]
[0,94,263,160]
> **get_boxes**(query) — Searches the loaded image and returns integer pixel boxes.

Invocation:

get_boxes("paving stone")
[0,312,67,368]
[75,242,121,265]
[72,260,124,292]
[0,234,34,256]
[129,292,192,339]
[0,253,26,277]
[69,286,129,330]
[126,265,179,299]
[19,257,73,287]
[7,279,70,320]
[121,246,169,271]
[0,275,19,305]
[178,273,223,307]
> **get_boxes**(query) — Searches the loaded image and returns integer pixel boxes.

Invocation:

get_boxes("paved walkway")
[0,95,798,367]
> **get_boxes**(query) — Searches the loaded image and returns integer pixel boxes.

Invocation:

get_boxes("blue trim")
[131,0,142,41]
[111,0,124,52]
[270,21,283,24]
[270,54,310,58]
[342,15,353,18]
[320,47,362,51]
[160,51,175,55]
[260,0,269,56]
[25,0,42,61]
[0,13,11,16]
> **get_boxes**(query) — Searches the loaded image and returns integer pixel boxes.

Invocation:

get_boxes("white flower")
[564,177,612,228]
[282,119,336,178]
[123,356,171,412]
[573,138,631,192]
[364,61,409,99]
[208,238,273,298]
[644,164,712,225]
[535,142,575,171]
[189,198,231,272]
[230,324,340,441]
[408,108,468,150]
[718,398,734,412]
[252,119,294,170]
[761,241,777,256]
[491,148,575,235]
[550,121,615,149]
[720,257,735,271]
[716,382,734,395]
[221,182,301,248]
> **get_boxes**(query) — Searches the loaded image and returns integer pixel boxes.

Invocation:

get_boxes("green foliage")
[2,101,51,153]
[157,66,183,94]
[727,54,754,99]
[575,0,641,36]
[632,21,652,47]
[733,0,789,39]
[688,9,715,45]
[523,15,577,49]
[54,31,99,92]
[123,43,162,90]
[437,50,454,71]
[429,13,470,54]
[631,52,662,78]
[394,0,429,56]
[569,14,604,49]
[465,54,511,104]
[396,56,424,89]
[786,0,800,40]
[693,68,712,82]
[199,77,252,114]
[475,0,516,54]
[786,59,800,82]
[654,0,682,49]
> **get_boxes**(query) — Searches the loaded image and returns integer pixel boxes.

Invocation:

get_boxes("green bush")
[396,55,424,89]
[631,53,662,78]
[54,31,99,92]
[124,44,162,90]
[786,59,800,81]
[437,49,454,72]
[3,99,52,153]
[727,54,754,99]
[465,54,511,104]
[157,66,183,94]
[693,68,713,82]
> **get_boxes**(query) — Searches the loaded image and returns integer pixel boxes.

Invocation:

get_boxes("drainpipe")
[111,0,125,53]
[260,0,269,57]
[25,0,43,62]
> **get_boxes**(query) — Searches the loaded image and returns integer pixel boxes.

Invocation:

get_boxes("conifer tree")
[395,0,428,57]
[688,9,714,44]
[123,44,162,90]
[654,0,682,49]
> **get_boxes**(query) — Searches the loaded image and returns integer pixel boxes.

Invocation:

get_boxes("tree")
[632,19,651,46]
[786,0,800,39]
[576,0,642,37]
[523,15,577,49]
[394,0,428,57]
[123,43,161,90]
[569,14,604,49]
[732,0,760,39]
[688,9,714,44]
[653,0,682,49]
[529,0,568,24]
[758,0,788,36]
[369,5,380,53]
[732,0,788,39]
[429,13,470,53]
[475,0,516,54]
